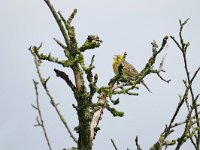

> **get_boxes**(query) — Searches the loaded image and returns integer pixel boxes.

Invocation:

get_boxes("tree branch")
[171,18,200,148]
[30,46,78,144]
[54,68,76,92]
[151,18,200,150]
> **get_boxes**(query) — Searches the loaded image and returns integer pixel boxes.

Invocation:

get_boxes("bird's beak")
[113,55,117,59]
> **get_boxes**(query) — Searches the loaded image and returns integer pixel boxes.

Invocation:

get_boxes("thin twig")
[43,0,71,50]
[151,45,171,83]
[135,136,142,150]
[111,139,118,150]
[53,37,67,49]
[33,80,52,150]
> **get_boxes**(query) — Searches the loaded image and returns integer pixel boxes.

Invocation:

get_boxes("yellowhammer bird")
[112,54,152,93]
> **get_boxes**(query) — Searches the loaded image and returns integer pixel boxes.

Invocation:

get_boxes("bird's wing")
[122,61,139,78]
[122,61,152,93]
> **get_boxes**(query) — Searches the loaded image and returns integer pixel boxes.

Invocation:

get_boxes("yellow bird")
[112,54,152,93]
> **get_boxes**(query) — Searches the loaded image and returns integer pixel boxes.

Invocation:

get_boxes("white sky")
[0,0,200,149]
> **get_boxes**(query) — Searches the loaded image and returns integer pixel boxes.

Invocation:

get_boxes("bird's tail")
[141,81,152,93]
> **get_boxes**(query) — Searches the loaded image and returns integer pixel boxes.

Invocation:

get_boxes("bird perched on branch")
[112,54,152,93]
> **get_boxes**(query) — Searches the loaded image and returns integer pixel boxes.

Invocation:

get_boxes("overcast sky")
[0,0,200,149]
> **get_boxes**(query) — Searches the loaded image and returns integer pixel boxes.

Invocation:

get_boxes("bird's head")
[113,54,123,62]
